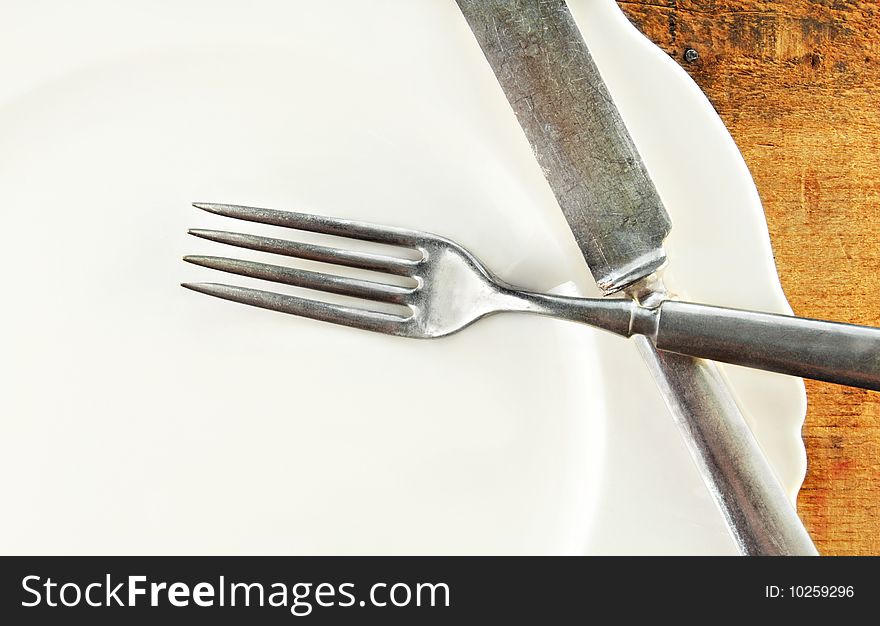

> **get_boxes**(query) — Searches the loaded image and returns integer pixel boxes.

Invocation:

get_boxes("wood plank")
[617,0,880,555]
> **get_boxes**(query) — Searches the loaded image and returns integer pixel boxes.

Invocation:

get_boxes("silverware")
[183,202,880,392]
[458,0,821,555]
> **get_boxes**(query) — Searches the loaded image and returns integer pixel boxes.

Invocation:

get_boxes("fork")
[183,203,880,391]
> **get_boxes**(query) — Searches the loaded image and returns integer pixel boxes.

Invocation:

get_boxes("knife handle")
[633,337,818,555]
[651,301,880,391]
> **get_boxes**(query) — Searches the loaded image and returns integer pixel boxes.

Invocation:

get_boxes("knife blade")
[455,0,669,294]
[456,0,817,555]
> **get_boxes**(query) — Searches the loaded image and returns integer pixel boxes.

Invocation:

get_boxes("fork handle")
[508,290,880,389]
[650,301,880,390]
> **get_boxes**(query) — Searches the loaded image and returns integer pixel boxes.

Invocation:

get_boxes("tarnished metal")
[454,0,671,293]
[632,339,818,555]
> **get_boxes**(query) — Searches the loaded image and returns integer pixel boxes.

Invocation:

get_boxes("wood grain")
[616,0,880,555]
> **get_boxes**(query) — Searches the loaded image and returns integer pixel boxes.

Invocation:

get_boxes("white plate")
[0,0,806,555]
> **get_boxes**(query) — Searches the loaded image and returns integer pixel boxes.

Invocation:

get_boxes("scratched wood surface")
[616,0,880,555]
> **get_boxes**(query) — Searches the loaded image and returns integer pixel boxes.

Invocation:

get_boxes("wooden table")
[617,0,880,555]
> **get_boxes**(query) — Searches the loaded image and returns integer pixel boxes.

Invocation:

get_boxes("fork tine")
[193,202,426,247]
[183,255,413,304]
[181,283,410,334]
[187,229,417,276]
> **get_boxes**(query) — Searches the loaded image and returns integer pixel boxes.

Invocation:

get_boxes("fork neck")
[498,288,645,339]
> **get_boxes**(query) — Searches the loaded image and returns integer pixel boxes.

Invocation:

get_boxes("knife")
[455,0,818,555]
